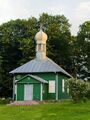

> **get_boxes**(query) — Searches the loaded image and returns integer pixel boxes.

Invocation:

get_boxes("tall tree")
[39,13,72,71]
[0,13,73,97]
[0,18,38,97]
[75,21,90,80]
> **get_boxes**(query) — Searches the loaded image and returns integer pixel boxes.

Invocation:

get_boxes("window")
[27,77,30,80]
[38,44,41,51]
[43,44,46,51]
[16,75,21,79]
[37,44,46,52]
[67,88,69,93]
[62,79,65,93]
[49,81,55,93]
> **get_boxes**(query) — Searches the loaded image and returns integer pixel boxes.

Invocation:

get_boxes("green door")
[17,84,24,101]
[33,84,41,100]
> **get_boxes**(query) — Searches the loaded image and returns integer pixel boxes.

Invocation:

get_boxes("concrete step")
[8,101,40,106]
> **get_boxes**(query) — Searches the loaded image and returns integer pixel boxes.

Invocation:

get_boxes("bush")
[86,89,90,99]
[67,78,89,103]
[0,98,11,104]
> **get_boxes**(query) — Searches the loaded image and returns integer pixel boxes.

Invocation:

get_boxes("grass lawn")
[0,101,90,120]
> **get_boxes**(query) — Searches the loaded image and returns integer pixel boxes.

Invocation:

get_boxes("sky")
[0,0,90,35]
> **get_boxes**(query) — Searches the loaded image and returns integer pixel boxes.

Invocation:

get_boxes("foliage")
[67,78,90,103]
[0,13,72,98]
[75,21,90,80]
[0,13,89,98]
[86,83,90,99]
[0,18,38,97]
[39,13,72,70]
[0,98,11,104]
[86,89,90,99]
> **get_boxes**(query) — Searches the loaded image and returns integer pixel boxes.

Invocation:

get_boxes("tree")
[0,13,72,98]
[0,18,38,97]
[75,21,90,80]
[39,13,72,71]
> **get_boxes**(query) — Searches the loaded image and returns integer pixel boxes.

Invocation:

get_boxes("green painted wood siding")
[58,74,70,99]
[43,84,48,100]
[16,76,41,101]
[15,72,70,101]
[15,75,22,80]
[17,84,24,101]
[35,73,55,81]
[17,76,40,84]
[33,84,41,100]
[35,73,56,100]
[16,83,41,101]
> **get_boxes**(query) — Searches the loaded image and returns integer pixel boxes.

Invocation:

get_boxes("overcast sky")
[0,0,90,35]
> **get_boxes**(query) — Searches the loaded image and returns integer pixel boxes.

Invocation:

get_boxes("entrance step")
[8,101,40,106]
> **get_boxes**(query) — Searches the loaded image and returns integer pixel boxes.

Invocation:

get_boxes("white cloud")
[0,0,31,24]
[69,1,90,35]
[0,0,90,35]
[76,1,90,20]
[46,5,68,15]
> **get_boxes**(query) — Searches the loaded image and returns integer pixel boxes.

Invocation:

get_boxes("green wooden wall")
[17,83,41,101]
[33,84,40,100]
[16,76,41,101]
[35,73,56,100]
[17,84,24,101]
[58,74,70,99]
[15,72,70,101]
[17,76,40,84]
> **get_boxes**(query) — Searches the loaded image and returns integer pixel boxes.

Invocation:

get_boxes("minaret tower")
[35,25,48,60]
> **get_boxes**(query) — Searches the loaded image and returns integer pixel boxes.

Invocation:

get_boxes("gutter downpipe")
[13,75,15,101]
[55,72,58,101]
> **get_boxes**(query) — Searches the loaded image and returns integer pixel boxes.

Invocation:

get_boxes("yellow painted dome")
[35,29,47,43]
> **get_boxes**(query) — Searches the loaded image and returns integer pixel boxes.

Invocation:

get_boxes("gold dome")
[35,29,47,43]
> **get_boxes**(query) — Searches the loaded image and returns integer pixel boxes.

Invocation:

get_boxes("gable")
[17,76,40,84]
[16,74,48,84]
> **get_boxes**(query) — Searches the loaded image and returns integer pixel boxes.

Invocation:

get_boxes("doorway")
[24,84,33,100]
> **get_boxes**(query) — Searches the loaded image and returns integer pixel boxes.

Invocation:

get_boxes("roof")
[10,57,71,77]
[16,74,48,84]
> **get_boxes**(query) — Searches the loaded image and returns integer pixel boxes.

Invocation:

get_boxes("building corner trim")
[41,83,43,101]
[56,73,58,100]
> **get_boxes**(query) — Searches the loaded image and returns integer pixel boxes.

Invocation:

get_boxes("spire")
[40,23,43,30]
[35,25,48,60]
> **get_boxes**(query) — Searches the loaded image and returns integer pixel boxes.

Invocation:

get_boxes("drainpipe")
[41,83,43,101]
[56,73,58,100]
[13,75,15,101]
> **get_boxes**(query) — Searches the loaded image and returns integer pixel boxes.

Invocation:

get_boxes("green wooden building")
[10,28,71,101]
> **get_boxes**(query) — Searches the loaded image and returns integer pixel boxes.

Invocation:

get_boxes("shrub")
[0,98,11,104]
[86,89,90,99]
[67,78,89,103]
[86,83,90,99]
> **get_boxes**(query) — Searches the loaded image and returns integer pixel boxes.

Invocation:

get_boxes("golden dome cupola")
[35,29,47,44]
[35,26,48,60]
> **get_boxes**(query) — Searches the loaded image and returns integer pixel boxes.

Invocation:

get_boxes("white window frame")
[49,80,55,93]
[38,44,41,51]
[62,79,65,93]
[15,84,17,100]
[67,87,69,93]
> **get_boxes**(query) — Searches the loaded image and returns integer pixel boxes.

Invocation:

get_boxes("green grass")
[0,101,90,120]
